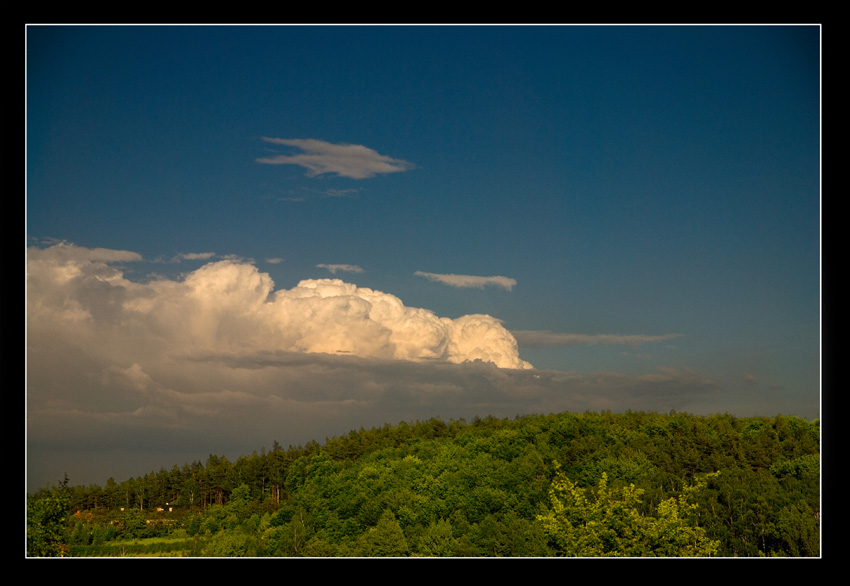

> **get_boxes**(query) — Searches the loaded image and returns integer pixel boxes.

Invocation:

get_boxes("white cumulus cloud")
[256,138,415,179]
[27,243,530,370]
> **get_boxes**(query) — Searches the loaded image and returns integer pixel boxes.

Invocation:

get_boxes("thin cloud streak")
[317,264,364,275]
[512,330,683,348]
[172,252,216,262]
[415,271,517,291]
[256,138,415,179]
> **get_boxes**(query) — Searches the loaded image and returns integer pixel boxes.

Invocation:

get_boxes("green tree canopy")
[537,464,720,557]
[354,510,409,557]
[27,479,72,557]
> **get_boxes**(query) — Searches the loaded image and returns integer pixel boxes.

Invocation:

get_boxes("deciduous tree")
[537,465,719,557]
[27,479,71,557]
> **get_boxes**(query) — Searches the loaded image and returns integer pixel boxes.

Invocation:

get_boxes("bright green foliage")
[54,411,818,557]
[27,482,71,557]
[353,510,409,557]
[537,465,720,557]
[196,483,267,556]
[204,530,258,557]
[415,518,457,557]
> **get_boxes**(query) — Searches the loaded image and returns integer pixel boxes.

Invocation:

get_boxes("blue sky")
[26,25,820,490]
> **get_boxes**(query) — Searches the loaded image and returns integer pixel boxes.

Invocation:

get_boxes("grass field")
[68,535,204,557]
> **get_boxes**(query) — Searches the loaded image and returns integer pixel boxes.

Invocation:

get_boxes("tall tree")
[354,510,409,557]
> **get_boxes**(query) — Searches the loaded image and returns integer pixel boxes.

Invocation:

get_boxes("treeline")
[28,410,820,557]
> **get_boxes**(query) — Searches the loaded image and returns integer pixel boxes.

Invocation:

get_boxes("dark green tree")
[774,500,819,557]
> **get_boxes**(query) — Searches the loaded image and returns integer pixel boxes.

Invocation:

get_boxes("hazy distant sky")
[26,24,821,491]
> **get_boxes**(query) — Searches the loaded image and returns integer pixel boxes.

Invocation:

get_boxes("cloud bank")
[256,138,415,179]
[415,271,517,291]
[26,243,724,490]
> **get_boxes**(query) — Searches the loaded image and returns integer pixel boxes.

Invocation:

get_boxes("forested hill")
[28,410,820,557]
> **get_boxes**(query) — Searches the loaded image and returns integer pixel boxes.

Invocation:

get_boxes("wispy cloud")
[511,330,682,348]
[415,271,517,291]
[27,239,143,264]
[173,252,216,262]
[256,138,415,179]
[317,264,363,274]
[322,188,360,198]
